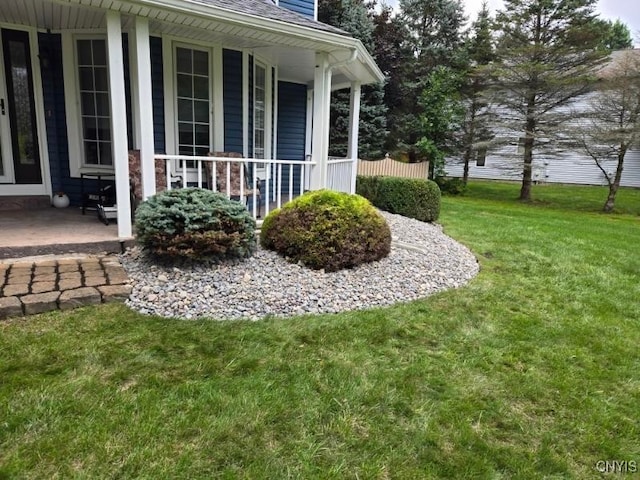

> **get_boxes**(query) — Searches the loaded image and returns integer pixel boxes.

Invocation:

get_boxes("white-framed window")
[76,38,112,167]
[248,58,274,181]
[62,32,115,176]
[476,146,487,166]
[175,45,210,160]
[253,61,266,161]
[162,38,225,179]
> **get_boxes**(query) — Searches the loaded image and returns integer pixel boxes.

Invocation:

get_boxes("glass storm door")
[0,59,10,183]
[0,29,41,184]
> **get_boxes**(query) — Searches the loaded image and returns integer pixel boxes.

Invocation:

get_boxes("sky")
[382,0,640,44]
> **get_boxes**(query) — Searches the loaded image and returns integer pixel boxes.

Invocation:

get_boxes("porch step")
[0,239,135,261]
[0,195,51,211]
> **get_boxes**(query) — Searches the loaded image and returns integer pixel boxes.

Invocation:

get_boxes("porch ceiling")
[0,0,383,86]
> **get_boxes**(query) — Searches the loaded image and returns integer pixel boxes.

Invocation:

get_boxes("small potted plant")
[52,191,70,208]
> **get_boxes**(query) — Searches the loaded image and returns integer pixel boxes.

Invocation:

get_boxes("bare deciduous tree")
[574,51,640,212]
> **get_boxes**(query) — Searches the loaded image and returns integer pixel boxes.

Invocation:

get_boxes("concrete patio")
[0,207,134,318]
[0,207,131,259]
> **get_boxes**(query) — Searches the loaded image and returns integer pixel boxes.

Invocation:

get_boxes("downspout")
[328,48,358,192]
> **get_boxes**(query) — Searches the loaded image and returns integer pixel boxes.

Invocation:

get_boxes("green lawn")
[463,179,640,215]
[1,181,639,479]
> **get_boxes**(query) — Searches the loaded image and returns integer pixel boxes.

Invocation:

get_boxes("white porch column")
[132,16,156,199]
[347,81,361,194]
[106,11,132,239]
[310,52,332,190]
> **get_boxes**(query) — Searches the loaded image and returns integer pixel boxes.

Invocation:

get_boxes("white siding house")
[445,49,640,188]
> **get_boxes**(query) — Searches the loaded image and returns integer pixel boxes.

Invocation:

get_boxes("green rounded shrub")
[357,175,441,222]
[435,176,466,196]
[135,187,256,261]
[355,175,382,205]
[260,190,391,272]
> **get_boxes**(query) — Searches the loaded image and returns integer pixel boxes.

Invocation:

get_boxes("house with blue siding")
[0,0,383,239]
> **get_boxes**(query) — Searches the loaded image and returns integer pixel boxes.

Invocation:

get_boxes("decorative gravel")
[120,211,479,320]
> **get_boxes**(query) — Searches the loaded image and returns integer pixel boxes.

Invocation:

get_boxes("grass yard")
[1,181,639,479]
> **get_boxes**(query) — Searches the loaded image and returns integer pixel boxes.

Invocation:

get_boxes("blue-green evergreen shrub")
[135,188,256,261]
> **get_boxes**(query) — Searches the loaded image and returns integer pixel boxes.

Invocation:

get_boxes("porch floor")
[0,207,128,259]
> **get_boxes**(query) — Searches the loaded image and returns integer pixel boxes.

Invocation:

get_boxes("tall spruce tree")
[456,2,497,185]
[596,19,633,51]
[393,0,467,161]
[318,0,388,159]
[493,0,608,201]
[372,3,413,154]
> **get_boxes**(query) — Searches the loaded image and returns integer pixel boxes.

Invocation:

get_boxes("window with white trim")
[253,61,266,161]
[77,39,112,166]
[176,46,210,164]
[476,146,487,166]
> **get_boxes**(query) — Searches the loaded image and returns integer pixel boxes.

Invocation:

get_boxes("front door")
[0,28,42,185]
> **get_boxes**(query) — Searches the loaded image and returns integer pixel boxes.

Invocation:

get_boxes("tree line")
[319,0,636,211]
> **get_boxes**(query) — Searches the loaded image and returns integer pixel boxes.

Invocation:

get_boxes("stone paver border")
[0,254,132,319]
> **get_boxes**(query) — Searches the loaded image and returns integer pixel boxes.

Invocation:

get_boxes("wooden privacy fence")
[357,157,429,179]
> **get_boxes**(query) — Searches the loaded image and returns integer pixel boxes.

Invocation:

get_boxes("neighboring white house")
[0,0,384,238]
[445,49,640,188]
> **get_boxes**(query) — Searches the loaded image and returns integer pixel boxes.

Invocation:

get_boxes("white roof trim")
[121,0,385,84]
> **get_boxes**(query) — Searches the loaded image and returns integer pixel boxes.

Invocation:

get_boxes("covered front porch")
[0,207,122,259]
[0,0,383,243]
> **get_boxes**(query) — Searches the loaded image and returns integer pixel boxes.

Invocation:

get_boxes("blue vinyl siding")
[121,36,165,153]
[276,81,307,194]
[39,33,126,206]
[124,36,164,153]
[39,33,64,196]
[248,55,253,158]
[39,32,108,205]
[122,35,134,150]
[279,0,315,18]
[223,49,243,154]
[150,36,165,153]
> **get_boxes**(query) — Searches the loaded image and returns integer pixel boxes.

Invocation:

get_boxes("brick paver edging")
[0,255,132,319]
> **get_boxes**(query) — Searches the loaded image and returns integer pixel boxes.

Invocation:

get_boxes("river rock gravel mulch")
[120,211,479,320]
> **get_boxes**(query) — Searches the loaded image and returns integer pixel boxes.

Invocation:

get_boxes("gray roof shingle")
[188,0,350,36]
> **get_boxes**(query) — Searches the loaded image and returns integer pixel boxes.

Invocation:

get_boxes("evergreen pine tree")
[318,0,388,159]
[393,0,467,161]
[372,3,413,154]
[492,0,608,200]
[456,2,497,185]
[596,19,634,51]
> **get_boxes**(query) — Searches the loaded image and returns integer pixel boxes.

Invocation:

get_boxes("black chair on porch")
[94,150,171,225]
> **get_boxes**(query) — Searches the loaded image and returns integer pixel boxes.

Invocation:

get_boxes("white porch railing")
[327,157,357,194]
[155,155,314,220]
